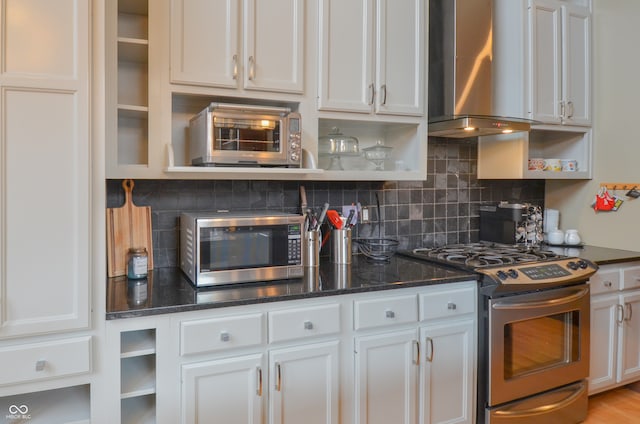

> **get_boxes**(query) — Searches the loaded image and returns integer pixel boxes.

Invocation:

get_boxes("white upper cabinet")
[318,0,425,116]
[0,0,90,337]
[170,0,304,94]
[529,0,591,126]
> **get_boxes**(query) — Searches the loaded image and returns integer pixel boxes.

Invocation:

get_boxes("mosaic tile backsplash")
[107,138,545,268]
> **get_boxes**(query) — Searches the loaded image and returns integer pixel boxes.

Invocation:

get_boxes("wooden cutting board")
[106,179,153,277]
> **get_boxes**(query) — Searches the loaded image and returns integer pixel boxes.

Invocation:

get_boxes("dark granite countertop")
[106,255,477,320]
[544,244,640,266]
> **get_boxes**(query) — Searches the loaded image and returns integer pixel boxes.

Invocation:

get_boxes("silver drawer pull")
[604,281,613,287]
[447,302,457,310]
[304,320,313,330]
[35,360,46,372]
[385,310,395,318]
[220,331,230,342]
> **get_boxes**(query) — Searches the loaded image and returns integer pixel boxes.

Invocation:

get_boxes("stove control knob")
[567,261,579,270]
[507,269,519,279]
[578,260,589,269]
[496,270,508,280]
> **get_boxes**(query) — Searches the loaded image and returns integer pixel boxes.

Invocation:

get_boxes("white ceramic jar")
[564,229,581,245]
[547,229,565,245]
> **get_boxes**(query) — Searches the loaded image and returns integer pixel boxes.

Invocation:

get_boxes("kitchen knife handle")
[256,366,263,396]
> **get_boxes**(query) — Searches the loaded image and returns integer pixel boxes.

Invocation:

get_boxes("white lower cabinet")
[589,263,640,395]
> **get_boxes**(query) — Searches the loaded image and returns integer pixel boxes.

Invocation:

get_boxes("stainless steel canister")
[331,228,352,264]
[303,229,321,267]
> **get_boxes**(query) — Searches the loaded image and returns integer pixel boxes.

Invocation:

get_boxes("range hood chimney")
[428,0,531,138]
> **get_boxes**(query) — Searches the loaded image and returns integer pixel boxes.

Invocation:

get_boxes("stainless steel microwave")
[188,103,302,167]
[180,211,304,287]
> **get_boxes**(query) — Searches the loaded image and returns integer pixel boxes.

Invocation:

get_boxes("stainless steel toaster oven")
[188,103,302,167]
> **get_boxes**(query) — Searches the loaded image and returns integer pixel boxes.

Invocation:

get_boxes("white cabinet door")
[375,0,424,116]
[618,290,640,385]
[354,329,419,424]
[561,4,591,126]
[269,341,339,424]
[318,0,424,116]
[420,320,475,424]
[588,294,619,394]
[181,353,265,424]
[170,0,240,88]
[170,0,303,93]
[528,0,591,125]
[0,0,90,338]
[529,0,563,124]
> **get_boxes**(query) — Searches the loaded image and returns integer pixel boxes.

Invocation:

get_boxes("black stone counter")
[106,255,477,320]
[544,244,640,266]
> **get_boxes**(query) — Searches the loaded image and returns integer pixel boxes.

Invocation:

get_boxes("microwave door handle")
[492,287,589,311]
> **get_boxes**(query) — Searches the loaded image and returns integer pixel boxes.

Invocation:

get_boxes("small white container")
[547,229,565,245]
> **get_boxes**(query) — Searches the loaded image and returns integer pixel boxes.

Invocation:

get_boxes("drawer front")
[268,303,340,343]
[420,286,475,321]
[0,336,91,386]
[354,294,418,330]
[181,313,264,356]
[590,268,621,295]
[622,266,640,290]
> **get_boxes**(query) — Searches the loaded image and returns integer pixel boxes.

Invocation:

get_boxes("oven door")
[488,284,590,406]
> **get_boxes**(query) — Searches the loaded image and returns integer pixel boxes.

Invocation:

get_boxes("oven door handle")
[491,286,589,310]
[492,381,586,419]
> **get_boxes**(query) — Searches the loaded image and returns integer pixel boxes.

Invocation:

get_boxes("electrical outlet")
[360,206,370,223]
[342,205,359,225]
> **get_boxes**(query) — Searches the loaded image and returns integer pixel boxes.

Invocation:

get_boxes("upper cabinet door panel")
[529,1,562,124]
[375,0,424,116]
[317,0,373,113]
[243,0,304,93]
[3,0,80,79]
[562,4,590,126]
[170,0,240,88]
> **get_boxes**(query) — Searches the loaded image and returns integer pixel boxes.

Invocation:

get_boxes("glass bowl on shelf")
[319,127,361,170]
[363,140,393,170]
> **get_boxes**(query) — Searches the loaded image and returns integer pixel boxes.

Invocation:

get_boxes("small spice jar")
[127,247,148,279]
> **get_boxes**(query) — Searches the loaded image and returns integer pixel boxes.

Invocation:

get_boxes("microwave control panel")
[288,224,302,263]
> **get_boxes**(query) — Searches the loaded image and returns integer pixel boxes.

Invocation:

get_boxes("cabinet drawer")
[622,266,640,290]
[268,303,340,343]
[420,286,475,321]
[354,294,418,330]
[181,313,264,356]
[590,269,621,295]
[0,336,91,386]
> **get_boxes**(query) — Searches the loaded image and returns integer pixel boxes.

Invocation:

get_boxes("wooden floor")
[583,384,640,423]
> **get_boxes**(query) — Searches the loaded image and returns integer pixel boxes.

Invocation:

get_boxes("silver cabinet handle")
[447,302,457,310]
[413,340,420,365]
[275,363,282,391]
[303,320,313,330]
[232,54,238,80]
[380,84,387,105]
[256,366,263,396]
[35,360,46,371]
[604,280,612,288]
[248,56,255,81]
[560,101,566,118]
[385,310,395,318]
[426,337,434,362]
[368,83,375,105]
[567,101,574,118]
[617,304,625,324]
[220,331,230,342]
[625,303,633,322]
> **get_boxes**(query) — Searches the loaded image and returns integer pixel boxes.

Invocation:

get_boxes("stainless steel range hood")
[428,0,531,138]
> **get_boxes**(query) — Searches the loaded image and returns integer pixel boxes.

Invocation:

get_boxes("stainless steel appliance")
[180,211,304,287]
[188,103,302,167]
[401,243,597,424]
[480,202,544,246]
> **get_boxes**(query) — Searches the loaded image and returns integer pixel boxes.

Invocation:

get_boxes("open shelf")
[0,385,90,424]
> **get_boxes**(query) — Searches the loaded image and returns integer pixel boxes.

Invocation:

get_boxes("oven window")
[214,118,281,152]
[504,311,581,379]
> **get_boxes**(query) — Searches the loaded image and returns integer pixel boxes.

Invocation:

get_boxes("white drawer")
[622,266,640,290]
[590,268,621,295]
[181,313,264,356]
[354,294,418,330]
[0,336,91,386]
[420,286,475,321]
[268,303,340,343]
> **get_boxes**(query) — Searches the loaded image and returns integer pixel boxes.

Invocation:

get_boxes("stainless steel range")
[402,242,598,424]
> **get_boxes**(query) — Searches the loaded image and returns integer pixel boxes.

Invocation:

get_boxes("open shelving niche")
[120,328,156,424]
[0,385,90,423]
